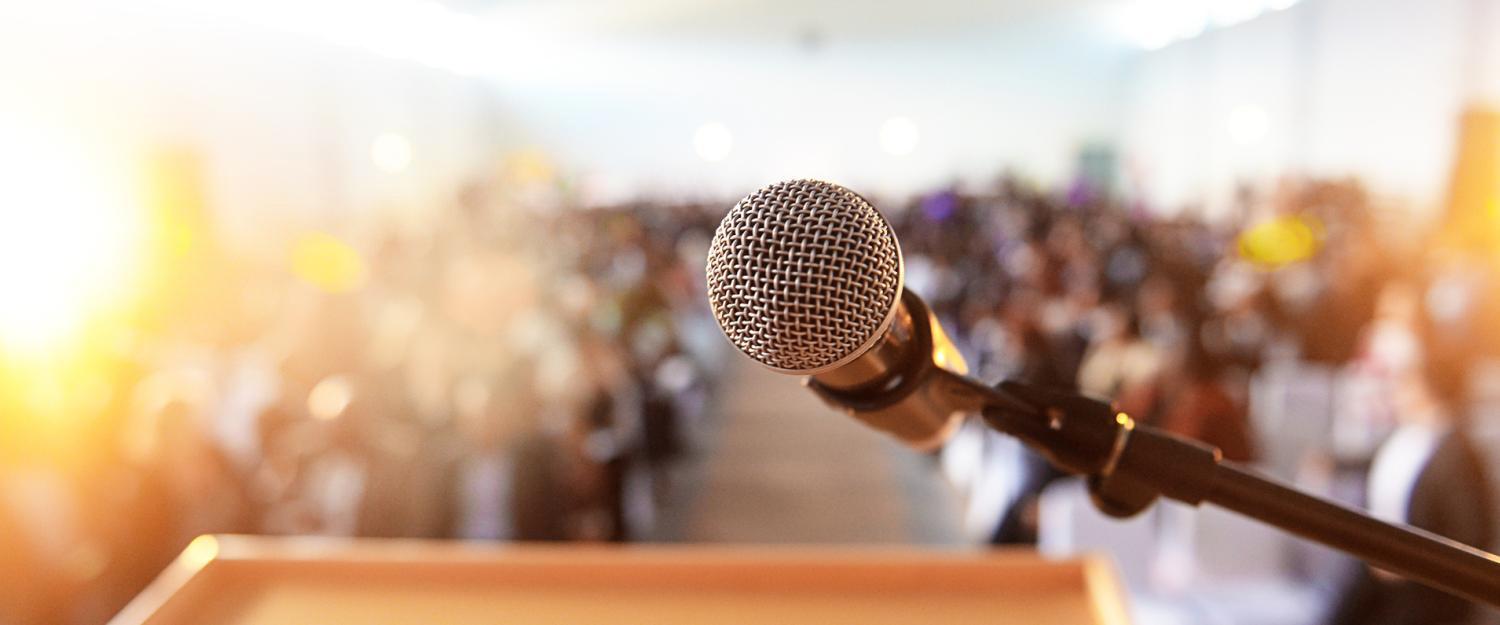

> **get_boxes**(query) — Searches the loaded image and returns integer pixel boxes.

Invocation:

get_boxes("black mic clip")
[982,382,1223,519]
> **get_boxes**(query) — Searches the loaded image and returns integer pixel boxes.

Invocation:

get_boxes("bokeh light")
[371,132,413,174]
[291,231,367,293]
[879,116,921,156]
[1237,214,1320,267]
[179,535,220,570]
[307,375,355,421]
[693,122,734,162]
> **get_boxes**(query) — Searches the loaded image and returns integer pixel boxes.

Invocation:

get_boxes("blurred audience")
[901,174,1495,621]
[2,168,1498,625]
[1327,284,1495,625]
[0,177,724,624]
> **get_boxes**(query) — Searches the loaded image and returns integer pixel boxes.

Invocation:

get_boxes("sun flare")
[0,120,144,356]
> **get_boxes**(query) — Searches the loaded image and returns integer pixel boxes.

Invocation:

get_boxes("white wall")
[0,2,509,242]
[492,30,1132,201]
[13,0,1493,222]
[1121,0,1497,219]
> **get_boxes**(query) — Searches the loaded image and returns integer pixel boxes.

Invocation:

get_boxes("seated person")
[1326,345,1493,625]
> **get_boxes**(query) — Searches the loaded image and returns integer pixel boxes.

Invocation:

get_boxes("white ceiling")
[461,0,1122,46]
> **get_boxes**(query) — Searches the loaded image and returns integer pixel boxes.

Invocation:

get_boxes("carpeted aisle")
[685,358,964,544]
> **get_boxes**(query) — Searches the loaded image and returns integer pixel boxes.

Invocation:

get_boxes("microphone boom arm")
[809,289,1500,606]
[979,380,1500,608]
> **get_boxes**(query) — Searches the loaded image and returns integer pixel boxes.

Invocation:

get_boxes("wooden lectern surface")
[111,536,1131,625]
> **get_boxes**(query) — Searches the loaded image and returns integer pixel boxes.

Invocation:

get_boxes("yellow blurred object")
[502,148,556,186]
[0,118,145,356]
[1237,214,1320,268]
[292,232,367,293]
[1442,109,1500,251]
[144,149,208,260]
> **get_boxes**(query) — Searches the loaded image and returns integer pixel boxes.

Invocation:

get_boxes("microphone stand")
[973,378,1500,608]
[808,291,1500,606]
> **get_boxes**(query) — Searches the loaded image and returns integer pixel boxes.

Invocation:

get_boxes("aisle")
[684,358,964,544]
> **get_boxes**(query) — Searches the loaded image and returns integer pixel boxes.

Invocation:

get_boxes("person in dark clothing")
[1326,430,1493,625]
[506,430,571,542]
[1327,341,1493,625]
[991,309,1077,545]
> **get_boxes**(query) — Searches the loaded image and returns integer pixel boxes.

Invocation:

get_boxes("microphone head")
[706,179,903,374]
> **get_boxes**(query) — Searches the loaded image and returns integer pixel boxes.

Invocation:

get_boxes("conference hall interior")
[3,1,1500,624]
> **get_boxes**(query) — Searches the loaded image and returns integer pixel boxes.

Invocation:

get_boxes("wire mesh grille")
[706,179,902,372]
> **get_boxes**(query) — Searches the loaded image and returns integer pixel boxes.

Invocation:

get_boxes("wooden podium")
[110,536,1132,625]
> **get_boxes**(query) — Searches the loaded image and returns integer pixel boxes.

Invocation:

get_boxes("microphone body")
[704,179,999,449]
[803,288,979,450]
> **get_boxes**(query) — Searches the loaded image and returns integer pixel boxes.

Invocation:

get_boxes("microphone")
[704,179,1500,606]
[705,179,1008,449]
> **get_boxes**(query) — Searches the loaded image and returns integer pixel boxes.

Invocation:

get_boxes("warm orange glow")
[0,119,145,356]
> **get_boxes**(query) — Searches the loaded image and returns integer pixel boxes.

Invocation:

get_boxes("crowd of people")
[3,169,1499,625]
[898,175,1498,624]
[0,178,728,625]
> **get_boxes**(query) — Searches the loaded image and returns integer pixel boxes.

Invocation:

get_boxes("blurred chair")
[1037,478,1327,625]
[1037,477,1159,592]
[1037,478,1193,625]
[1158,502,1326,625]
[943,422,1025,541]
[1165,502,1285,580]
[1249,359,1336,481]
